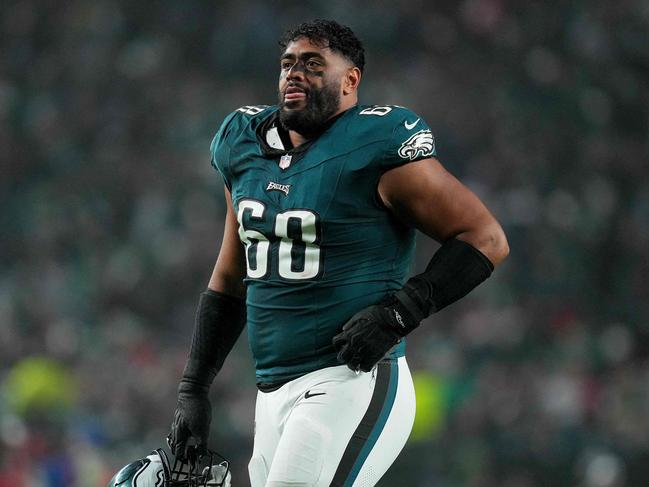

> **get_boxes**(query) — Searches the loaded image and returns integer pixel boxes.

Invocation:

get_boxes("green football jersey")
[210,104,436,384]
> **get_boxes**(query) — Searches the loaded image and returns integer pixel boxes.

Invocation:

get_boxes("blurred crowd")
[1,0,648,485]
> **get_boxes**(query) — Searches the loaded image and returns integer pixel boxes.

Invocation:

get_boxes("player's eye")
[281,61,294,70]
[306,60,322,70]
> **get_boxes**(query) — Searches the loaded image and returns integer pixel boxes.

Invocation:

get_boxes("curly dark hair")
[279,19,365,73]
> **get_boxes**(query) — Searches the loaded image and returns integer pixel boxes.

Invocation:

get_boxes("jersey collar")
[255,107,353,163]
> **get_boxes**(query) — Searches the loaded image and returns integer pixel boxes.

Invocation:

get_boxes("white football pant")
[248,357,415,487]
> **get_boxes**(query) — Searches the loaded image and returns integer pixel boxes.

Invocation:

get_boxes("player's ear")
[342,67,361,95]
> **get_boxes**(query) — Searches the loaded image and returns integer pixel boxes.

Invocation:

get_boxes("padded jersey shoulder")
[349,104,437,168]
[209,105,278,188]
[210,105,277,154]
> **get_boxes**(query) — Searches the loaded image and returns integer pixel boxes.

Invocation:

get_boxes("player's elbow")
[483,222,509,267]
[458,220,509,267]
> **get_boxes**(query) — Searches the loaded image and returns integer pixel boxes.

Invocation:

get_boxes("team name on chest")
[266,181,291,196]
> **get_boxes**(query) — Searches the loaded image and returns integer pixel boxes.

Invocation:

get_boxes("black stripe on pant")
[330,360,394,486]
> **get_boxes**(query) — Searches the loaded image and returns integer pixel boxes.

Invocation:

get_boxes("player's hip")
[255,357,413,430]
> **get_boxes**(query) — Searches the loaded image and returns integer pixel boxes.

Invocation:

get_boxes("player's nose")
[286,62,306,81]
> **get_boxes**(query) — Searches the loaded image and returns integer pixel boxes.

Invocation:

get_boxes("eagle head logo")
[397,130,435,161]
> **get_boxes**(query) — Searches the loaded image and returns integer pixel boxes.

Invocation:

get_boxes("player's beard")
[278,80,341,138]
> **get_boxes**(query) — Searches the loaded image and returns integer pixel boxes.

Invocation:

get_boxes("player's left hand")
[167,380,212,463]
[332,301,413,372]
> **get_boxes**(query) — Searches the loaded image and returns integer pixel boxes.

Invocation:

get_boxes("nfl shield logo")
[279,154,292,169]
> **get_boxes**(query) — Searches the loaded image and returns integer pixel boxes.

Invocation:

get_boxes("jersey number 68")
[237,199,321,280]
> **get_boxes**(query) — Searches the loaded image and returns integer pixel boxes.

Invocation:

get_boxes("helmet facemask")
[157,448,230,487]
[108,448,230,487]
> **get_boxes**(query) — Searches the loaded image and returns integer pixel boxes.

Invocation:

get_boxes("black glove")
[332,296,419,372]
[167,380,212,462]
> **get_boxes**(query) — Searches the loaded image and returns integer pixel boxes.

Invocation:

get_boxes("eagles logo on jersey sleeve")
[376,105,436,168]
[397,129,436,161]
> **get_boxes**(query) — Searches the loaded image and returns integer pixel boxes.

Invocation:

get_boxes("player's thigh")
[249,390,281,487]
[324,357,415,487]
[265,359,415,487]
[346,357,416,486]
[265,367,375,486]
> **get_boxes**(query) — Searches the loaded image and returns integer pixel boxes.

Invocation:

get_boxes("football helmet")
[107,448,230,487]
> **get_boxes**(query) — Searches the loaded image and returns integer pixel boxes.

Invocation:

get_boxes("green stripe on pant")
[330,359,399,486]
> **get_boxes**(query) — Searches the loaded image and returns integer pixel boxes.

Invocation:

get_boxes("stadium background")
[1,1,648,485]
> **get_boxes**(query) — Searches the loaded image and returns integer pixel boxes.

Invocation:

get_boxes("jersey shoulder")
[209,105,277,187]
[354,104,423,128]
[229,105,277,130]
[350,104,437,166]
[211,105,276,152]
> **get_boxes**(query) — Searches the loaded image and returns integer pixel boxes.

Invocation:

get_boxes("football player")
[168,19,509,486]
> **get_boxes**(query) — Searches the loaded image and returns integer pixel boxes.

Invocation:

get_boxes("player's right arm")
[333,106,508,372]
[168,186,247,462]
[207,187,247,297]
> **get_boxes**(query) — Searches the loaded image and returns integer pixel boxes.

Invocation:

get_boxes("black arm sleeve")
[388,238,494,335]
[181,289,246,393]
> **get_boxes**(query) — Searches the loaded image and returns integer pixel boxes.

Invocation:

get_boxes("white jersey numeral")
[359,106,393,116]
[237,199,321,280]
[237,105,268,115]
[237,200,270,278]
[359,105,405,116]
[275,210,320,279]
